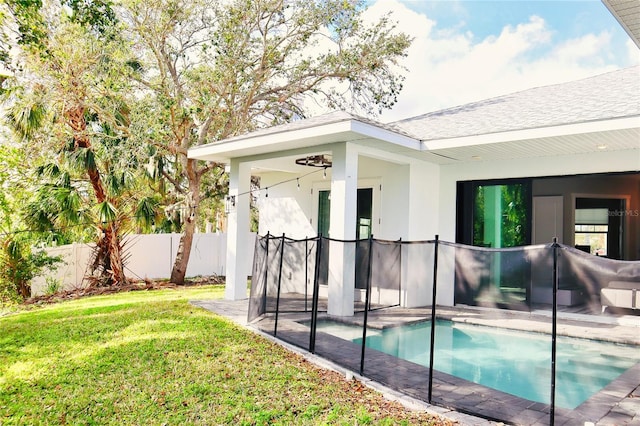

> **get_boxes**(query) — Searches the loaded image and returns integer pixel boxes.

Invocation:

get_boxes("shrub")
[0,237,61,304]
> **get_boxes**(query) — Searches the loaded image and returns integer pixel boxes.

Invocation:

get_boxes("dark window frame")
[456,178,533,247]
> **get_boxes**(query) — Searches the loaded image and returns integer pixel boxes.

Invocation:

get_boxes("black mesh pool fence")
[247,233,640,426]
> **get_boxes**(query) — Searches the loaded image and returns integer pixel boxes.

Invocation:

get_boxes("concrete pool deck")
[191,298,640,426]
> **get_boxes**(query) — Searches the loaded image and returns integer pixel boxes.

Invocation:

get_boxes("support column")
[225,159,251,300]
[328,143,357,316]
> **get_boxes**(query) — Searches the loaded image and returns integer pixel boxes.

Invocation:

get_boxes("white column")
[225,159,251,300]
[403,162,439,307]
[327,143,358,316]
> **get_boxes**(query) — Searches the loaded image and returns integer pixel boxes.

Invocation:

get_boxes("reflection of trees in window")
[473,184,527,248]
[501,184,526,247]
[473,186,485,246]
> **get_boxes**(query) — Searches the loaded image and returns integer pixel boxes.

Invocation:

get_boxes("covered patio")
[189,111,447,316]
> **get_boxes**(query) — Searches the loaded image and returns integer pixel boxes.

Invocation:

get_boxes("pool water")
[313,320,640,409]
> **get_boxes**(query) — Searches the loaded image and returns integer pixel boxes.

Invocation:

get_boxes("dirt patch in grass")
[24,275,225,306]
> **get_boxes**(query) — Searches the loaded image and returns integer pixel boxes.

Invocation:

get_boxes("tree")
[0,236,60,302]
[0,137,61,303]
[1,0,144,286]
[120,0,411,284]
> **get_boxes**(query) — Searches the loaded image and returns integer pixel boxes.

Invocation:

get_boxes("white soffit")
[188,117,640,166]
[431,126,640,163]
[423,116,639,151]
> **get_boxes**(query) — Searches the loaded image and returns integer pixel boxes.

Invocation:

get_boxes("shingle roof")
[394,66,640,141]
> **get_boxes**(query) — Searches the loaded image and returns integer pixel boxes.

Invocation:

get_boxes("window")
[574,208,609,256]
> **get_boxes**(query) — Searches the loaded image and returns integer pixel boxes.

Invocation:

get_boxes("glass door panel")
[473,184,528,248]
[356,188,373,240]
[317,190,331,285]
[355,188,373,290]
[471,183,530,307]
[317,188,374,288]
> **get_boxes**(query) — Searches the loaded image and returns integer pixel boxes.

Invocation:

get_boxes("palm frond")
[6,100,47,140]
[96,201,118,224]
[134,196,159,231]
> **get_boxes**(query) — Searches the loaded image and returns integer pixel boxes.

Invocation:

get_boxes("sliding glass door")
[456,180,532,308]
[317,188,374,287]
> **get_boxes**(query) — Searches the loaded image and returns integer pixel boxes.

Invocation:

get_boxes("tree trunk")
[18,280,31,299]
[68,106,127,286]
[170,158,200,284]
[106,223,127,285]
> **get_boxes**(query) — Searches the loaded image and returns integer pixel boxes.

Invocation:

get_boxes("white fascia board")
[349,120,421,150]
[423,116,640,151]
[188,121,353,162]
[188,118,421,162]
[351,142,425,165]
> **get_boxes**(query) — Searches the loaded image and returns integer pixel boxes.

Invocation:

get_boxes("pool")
[312,319,640,409]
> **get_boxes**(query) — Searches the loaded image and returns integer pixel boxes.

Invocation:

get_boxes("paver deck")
[192,298,640,426]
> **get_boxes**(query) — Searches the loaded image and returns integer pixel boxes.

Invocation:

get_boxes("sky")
[363,0,640,122]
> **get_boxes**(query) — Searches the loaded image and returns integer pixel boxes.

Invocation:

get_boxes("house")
[189,64,640,316]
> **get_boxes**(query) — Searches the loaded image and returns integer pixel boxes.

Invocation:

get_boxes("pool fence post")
[428,234,439,403]
[398,238,402,307]
[359,234,374,376]
[550,237,559,426]
[273,233,286,337]
[304,237,309,312]
[261,232,270,316]
[309,235,323,353]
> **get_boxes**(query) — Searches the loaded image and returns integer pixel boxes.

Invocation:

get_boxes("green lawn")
[0,286,450,425]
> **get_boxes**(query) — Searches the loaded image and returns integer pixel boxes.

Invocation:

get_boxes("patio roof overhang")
[188,112,640,168]
[187,112,424,164]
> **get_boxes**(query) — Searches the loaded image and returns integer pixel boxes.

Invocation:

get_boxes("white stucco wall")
[255,151,445,310]
[258,171,316,239]
[257,154,421,241]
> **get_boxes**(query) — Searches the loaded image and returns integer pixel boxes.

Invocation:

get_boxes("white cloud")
[626,39,640,65]
[365,1,637,123]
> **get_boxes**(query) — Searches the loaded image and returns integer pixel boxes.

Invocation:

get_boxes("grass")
[0,285,451,425]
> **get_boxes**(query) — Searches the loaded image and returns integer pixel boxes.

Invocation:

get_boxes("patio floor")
[192,297,640,426]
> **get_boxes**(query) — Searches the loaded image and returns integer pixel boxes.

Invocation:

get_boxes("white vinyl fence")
[31,232,255,296]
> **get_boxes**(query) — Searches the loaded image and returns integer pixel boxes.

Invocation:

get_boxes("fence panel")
[32,232,246,296]
[249,234,640,426]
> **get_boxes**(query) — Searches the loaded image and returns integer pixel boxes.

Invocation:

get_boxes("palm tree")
[2,9,148,286]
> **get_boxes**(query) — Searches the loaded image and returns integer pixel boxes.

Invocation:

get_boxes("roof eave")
[423,116,640,151]
[188,118,421,163]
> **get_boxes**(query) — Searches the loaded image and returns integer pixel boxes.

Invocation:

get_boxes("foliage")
[0,0,411,287]
[0,139,62,304]
[119,0,412,284]
[0,286,450,425]
[44,276,62,295]
[0,236,60,304]
[0,142,26,233]
[0,0,156,286]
